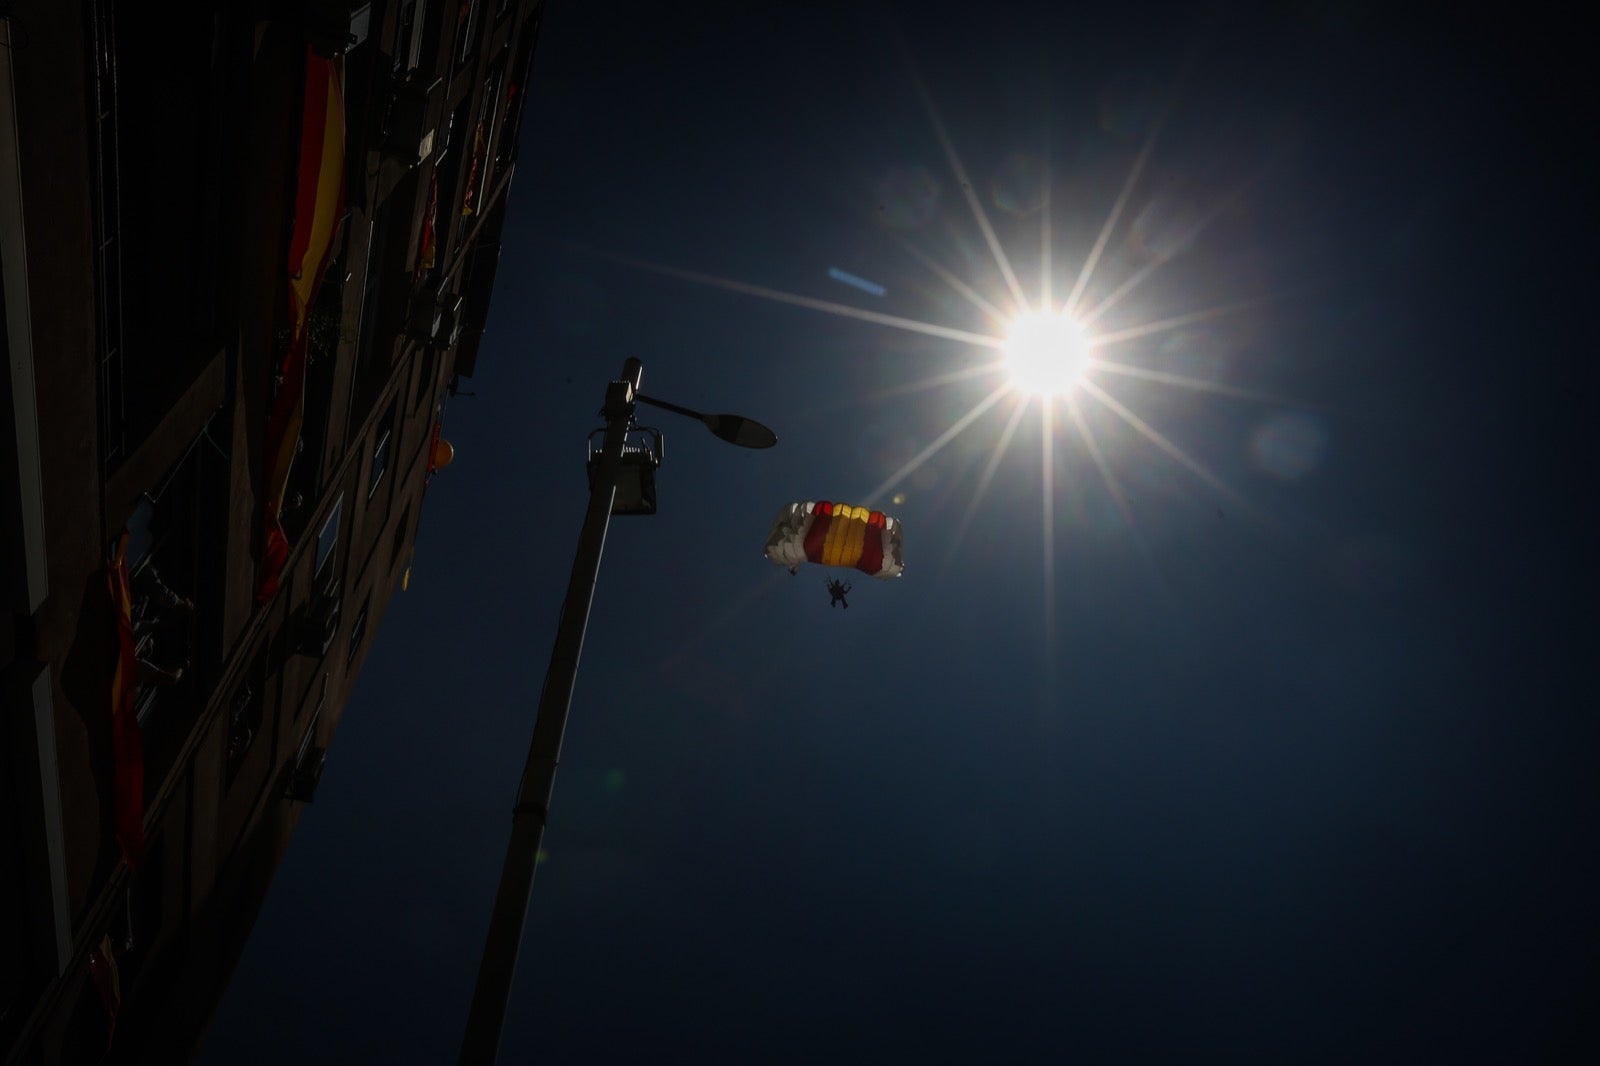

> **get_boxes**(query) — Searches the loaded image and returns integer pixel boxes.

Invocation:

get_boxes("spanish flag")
[258,47,347,603]
[416,172,438,276]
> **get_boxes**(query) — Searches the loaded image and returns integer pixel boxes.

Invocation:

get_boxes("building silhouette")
[2,1,542,1059]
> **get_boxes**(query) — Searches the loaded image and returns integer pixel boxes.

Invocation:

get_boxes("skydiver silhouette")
[826,578,851,608]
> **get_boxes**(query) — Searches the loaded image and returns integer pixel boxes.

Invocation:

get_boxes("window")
[393,0,426,72]
[368,428,391,498]
[433,98,471,251]
[286,267,350,530]
[295,712,319,767]
[125,494,156,568]
[497,17,539,168]
[458,59,502,231]
[224,644,270,791]
[224,680,260,789]
[347,601,369,665]
[286,708,326,804]
[436,99,461,163]
[412,347,437,413]
[124,432,216,795]
[454,0,482,70]
[391,504,412,573]
[314,494,343,596]
[349,207,392,434]
[300,493,345,658]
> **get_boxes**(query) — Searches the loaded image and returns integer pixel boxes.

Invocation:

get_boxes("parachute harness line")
[764,500,904,578]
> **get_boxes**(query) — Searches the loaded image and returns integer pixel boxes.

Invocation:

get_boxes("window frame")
[368,428,391,498]
[392,0,428,72]
[313,493,344,596]
[347,599,369,665]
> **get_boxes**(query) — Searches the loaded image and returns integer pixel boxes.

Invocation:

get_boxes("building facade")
[1,1,542,1060]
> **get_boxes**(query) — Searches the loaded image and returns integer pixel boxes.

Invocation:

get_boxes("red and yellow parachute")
[764,500,904,579]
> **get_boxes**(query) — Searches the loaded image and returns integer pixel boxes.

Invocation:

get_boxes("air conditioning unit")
[406,282,444,342]
[383,73,443,167]
[306,1,372,57]
[406,285,464,348]
[435,292,464,348]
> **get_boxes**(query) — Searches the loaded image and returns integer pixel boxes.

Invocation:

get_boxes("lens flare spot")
[1252,412,1327,480]
[604,769,626,793]
[1005,311,1089,397]
[990,153,1048,216]
[891,492,907,506]
[828,267,887,297]
[1130,193,1199,261]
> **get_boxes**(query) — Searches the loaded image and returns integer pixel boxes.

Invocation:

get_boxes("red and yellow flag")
[460,121,487,217]
[258,47,347,603]
[285,49,347,336]
[416,172,438,276]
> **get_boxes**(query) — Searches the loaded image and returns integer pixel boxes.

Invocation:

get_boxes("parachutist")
[826,579,851,609]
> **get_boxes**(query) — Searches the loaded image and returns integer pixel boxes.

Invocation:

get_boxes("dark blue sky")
[205,3,1590,1062]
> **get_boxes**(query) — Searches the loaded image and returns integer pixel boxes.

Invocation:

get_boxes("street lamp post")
[459,358,774,1064]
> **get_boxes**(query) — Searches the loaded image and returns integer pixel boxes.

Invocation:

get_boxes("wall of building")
[1,2,543,1061]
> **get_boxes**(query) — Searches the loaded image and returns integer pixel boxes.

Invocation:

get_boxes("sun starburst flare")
[597,36,1289,686]
[1003,310,1091,397]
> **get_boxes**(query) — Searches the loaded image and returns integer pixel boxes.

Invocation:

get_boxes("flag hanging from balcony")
[286,49,347,337]
[460,121,487,217]
[107,530,144,873]
[416,171,438,276]
[258,46,347,603]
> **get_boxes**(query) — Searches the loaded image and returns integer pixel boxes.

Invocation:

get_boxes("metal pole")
[459,358,643,1064]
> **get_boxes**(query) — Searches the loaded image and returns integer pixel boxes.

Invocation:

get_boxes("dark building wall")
[2,2,543,1061]
[5,0,99,931]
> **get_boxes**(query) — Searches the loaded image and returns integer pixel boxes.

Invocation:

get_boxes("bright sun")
[1004,309,1090,397]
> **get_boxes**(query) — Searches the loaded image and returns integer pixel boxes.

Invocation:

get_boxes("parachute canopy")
[765,500,904,579]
